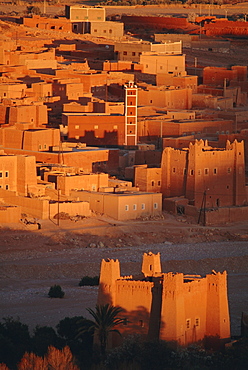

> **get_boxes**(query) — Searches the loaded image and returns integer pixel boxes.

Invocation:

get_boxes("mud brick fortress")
[97,252,230,346]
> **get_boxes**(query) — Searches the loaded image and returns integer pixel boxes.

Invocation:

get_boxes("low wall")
[0,204,21,223]
[205,206,248,225]
[0,189,91,220]
[0,189,49,219]
[49,201,91,218]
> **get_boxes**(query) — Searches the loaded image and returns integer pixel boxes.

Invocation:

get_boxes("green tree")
[0,318,31,368]
[85,304,124,356]
[32,326,62,357]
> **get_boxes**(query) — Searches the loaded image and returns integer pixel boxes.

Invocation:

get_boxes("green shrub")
[48,285,65,298]
[79,276,99,287]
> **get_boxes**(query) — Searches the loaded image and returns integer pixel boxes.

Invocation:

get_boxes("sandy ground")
[0,214,247,337]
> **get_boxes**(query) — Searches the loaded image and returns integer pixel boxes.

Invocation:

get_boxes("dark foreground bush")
[79,276,99,286]
[48,285,65,298]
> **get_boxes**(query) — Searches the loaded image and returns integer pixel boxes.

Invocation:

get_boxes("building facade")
[97,252,230,346]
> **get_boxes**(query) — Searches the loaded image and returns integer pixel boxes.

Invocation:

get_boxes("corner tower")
[97,258,120,306]
[142,252,161,277]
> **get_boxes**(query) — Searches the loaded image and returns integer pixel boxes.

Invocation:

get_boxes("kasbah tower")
[97,252,230,347]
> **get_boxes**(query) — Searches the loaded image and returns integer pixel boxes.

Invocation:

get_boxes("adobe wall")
[121,15,195,32]
[0,188,49,219]
[161,147,188,197]
[115,279,153,339]
[206,272,230,339]
[0,154,17,192]
[2,147,119,174]
[205,205,248,225]
[140,53,186,76]
[138,87,192,110]
[162,136,195,149]
[116,192,162,220]
[139,118,233,139]
[70,190,105,214]
[16,155,37,196]
[97,253,230,346]
[22,15,71,32]
[160,273,209,344]
[163,197,188,214]
[70,190,162,220]
[90,21,123,38]
[203,67,238,86]
[156,74,198,93]
[64,113,125,146]
[97,258,121,306]
[57,173,109,196]
[0,204,21,223]
[204,19,248,37]
[134,166,161,193]
[49,201,91,219]
[186,140,246,208]
[66,6,105,22]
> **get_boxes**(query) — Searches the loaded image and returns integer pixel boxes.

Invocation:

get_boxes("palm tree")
[86,304,124,356]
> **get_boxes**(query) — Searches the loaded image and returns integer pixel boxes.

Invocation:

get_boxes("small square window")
[133,204,137,210]
[0,172,2,178]
[113,125,117,129]
[186,319,190,329]
[94,125,98,129]
[123,51,127,55]
[227,168,231,174]
[141,203,145,210]
[132,52,136,56]
[154,203,158,209]
[158,181,161,186]
[213,168,217,174]
[195,318,200,327]
[204,168,209,175]
[75,125,79,129]
[5,184,9,190]
[5,171,9,178]
[75,135,79,140]
[125,205,129,211]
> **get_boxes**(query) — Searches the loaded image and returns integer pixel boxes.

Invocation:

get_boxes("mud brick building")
[161,139,247,209]
[98,252,230,346]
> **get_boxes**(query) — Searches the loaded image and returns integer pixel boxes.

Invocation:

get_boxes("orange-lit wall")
[97,253,230,346]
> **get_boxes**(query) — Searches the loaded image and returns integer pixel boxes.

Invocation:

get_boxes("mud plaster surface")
[0,214,247,337]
